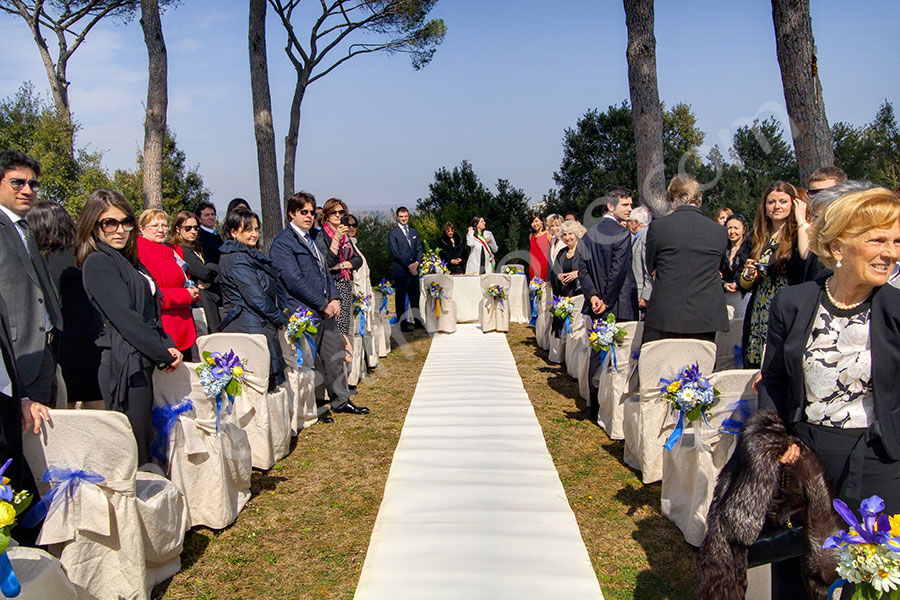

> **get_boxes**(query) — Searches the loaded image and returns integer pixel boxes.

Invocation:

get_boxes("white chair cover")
[535,283,551,350]
[578,318,592,402]
[192,307,209,337]
[152,363,253,530]
[660,369,758,546]
[278,330,319,435]
[22,410,188,600]
[726,304,735,319]
[478,274,511,333]
[196,333,291,470]
[548,334,566,364]
[714,318,744,371]
[621,339,716,484]
[373,291,393,355]
[596,321,643,439]
[423,274,458,334]
[349,312,366,387]
[6,541,77,599]
[565,297,586,379]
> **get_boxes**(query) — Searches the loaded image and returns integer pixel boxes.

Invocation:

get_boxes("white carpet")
[355,324,604,600]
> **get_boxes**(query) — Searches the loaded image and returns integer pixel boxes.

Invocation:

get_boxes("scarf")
[323,221,355,281]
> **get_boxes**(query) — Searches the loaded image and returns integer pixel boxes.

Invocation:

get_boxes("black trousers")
[394,271,420,324]
[99,353,154,467]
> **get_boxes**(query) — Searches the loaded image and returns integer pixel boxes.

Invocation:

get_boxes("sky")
[1,0,899,214]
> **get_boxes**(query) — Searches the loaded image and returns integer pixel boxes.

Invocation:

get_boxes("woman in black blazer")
[437,222,465,275]
[218,209,287,391]
[76,189,182,465]
[720,214,752,319]
[759,187,900,516]
[170,210,222,332]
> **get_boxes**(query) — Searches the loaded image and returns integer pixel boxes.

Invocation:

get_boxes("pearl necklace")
[825,276,866,310]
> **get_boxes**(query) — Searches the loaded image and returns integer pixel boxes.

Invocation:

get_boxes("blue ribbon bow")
[359,313,366,337]
[0,552,19,598]
[600,345,618,373]
[827,579,846,600]
[295,332,318,368]
[529,292,538,326]
[733,344,744,368]
[379,296,388,316]
[564,315,571,334]
[663,398,753,451]
[214,392,234,433]
[151,399,194,462]
[22,467,105,529]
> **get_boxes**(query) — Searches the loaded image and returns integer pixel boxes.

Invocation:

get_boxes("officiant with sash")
[466,216,498,275]
[388,206,423,332]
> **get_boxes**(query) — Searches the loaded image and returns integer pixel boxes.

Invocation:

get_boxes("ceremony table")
[420,274,530,324]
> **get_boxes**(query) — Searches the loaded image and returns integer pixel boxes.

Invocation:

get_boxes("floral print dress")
[744,240,788,368]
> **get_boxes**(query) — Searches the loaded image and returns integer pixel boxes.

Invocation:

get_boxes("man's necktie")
[404,226,412,245]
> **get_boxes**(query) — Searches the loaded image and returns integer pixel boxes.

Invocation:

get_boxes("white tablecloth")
[420,274,530,324]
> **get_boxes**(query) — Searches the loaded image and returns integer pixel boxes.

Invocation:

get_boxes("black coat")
[46,248,103,403]
[179,244,221,332]
[437,233,466,275]
[197,227,223,265]
[270,226,339,316]
[721,239,752,284]
[643,205,729,334]
[759,279,900,460]
[577,216,638,320]
[0,295,31,496]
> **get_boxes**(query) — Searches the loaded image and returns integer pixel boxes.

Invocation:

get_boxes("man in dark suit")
[0,151,62,406]
[578,187,639,418]
[269,191,369,420]
[388,206,423,332]
[642,174,729,344]
[195,200,223,264]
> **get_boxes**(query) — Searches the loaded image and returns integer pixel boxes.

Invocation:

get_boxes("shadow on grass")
[152,530,211,598]
[250,471,287,495]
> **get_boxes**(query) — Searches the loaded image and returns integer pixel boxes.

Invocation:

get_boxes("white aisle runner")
[355,324,604,599]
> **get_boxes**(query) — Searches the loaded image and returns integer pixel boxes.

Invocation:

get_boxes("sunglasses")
[348,222,358,228]
[179,225,200,231]
[97,216,135,234]
[4,177,40,191]
[296,209,314,216]
[330,209,346,216]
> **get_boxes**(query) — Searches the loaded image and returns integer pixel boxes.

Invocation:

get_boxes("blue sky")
[1,0,898,213]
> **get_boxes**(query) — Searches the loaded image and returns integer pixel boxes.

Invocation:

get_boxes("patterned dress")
[744,240,788,368]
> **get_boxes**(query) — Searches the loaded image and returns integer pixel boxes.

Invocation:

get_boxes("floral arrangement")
[0,459,32,597]
[374,279,394,296]
[418,252,448,276]
[286,306,319,367]
[824,495,900,598]
[486,284,507,300]
[660,363,720,423]
[196,350,246,430]
[529,277,545,296]
[588,313,627,353]
[503,264,522,275]
[427,282,443,298]
[353,293,372,336]
[549,295,575,320]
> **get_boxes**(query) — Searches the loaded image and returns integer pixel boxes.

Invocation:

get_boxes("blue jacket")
[388,224,423,279]
[218,241,287,332]
[269,226,339,316]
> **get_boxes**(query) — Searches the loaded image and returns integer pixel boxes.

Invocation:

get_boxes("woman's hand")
[793,197,809,226]
[451,258,462,264]
[335,223,349,238]
[779,443,801,465]
[188,285,200,301]
[723,282,738,293]
[164,348,183,372]
[742,259,759,282]
[21,398,50,434]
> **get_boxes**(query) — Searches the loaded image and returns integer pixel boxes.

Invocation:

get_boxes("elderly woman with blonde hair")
[550,219,586,311]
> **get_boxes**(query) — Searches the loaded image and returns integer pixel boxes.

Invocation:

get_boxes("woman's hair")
[560,219,586,240]
[750,181,806,273]
[667,174,702,207]
[224,208,259,239]
[442,221,457,237]
[74,188,138,267]
[169,210,200,249]
[546,214,563,228]
[809,188,900,269]
[28,201,75,258]
[470,215,484,231]
[318,197,348,226]
[226,198,250,215]
[529,213,545,232]
[138,208,169,229]
[715,207,734,221]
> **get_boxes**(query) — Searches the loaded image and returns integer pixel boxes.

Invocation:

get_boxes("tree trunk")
[140,0,168,210]
[771,0,834,185]
[623,0,666,217]
[282,72,309,203]
[249,0,281,248]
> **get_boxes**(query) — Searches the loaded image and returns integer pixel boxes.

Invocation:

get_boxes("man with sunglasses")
[0,151,62,407]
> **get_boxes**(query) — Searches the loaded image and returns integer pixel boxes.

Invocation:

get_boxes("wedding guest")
[195,201,222,264]
[218,208,286,391]
[0,150,62,406]
[437,221,465,275]
[642,175,729,344]
[550,220,585,340]
[77,189,181,465]
[629,205,653,314]
[721,214,752,319]
[270,192,368,418]
[528,213,550,281]
[170,210,221,332]
[316,198,363,337]
[347,214,374,301]
[760,188,900,596]
[546,214,565,272]
[806,166,847,194]
[28,201,103,404]
[137,209,199,359]
[465,215,498,274]
[715,207,733,226]
[564,211,579,223]
[388,206,423,332]
[222,199,251,240]
[739,181,810,369]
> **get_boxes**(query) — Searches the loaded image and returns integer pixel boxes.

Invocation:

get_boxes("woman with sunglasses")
[170,210,221,332]
[76,189,182,466]
[316,198,363,336]
[721,214,752,319]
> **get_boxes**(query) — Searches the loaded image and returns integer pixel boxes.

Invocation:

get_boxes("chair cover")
[192,307,209,337]
[6,541,77,599]
[22,410,188,600]
[348,312,366,387]
[548,333,566,364]
[152,363,253,530]
[423,274,458,334]
[535,283,551,350]
[577,318,592,402]
[726,304,735,320]
[196,333,291,470]
[373,291,393,355]
[278,330,319,435]
[565,297,587,379]
[621,339,716,484]
[596,321,643,439]
[714,318,744,371]
[661,369,758,546]
[478,274,511,333]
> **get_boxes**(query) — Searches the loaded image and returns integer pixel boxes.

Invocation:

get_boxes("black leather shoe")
[414,320,426,329]
[400,323,414,333]
[318,413,334,424]
[334,401,370,415]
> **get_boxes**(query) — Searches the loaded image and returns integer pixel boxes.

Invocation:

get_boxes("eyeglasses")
[179,225,200,231]
[330,209,346,216]
[144,222,169,230]
[4,178,40,191]
[348,222,358,228]
[97,217,135,233]
[296,209,314,216]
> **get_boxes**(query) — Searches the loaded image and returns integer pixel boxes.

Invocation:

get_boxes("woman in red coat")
[529,213,550,280]
[137,209,199,356]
